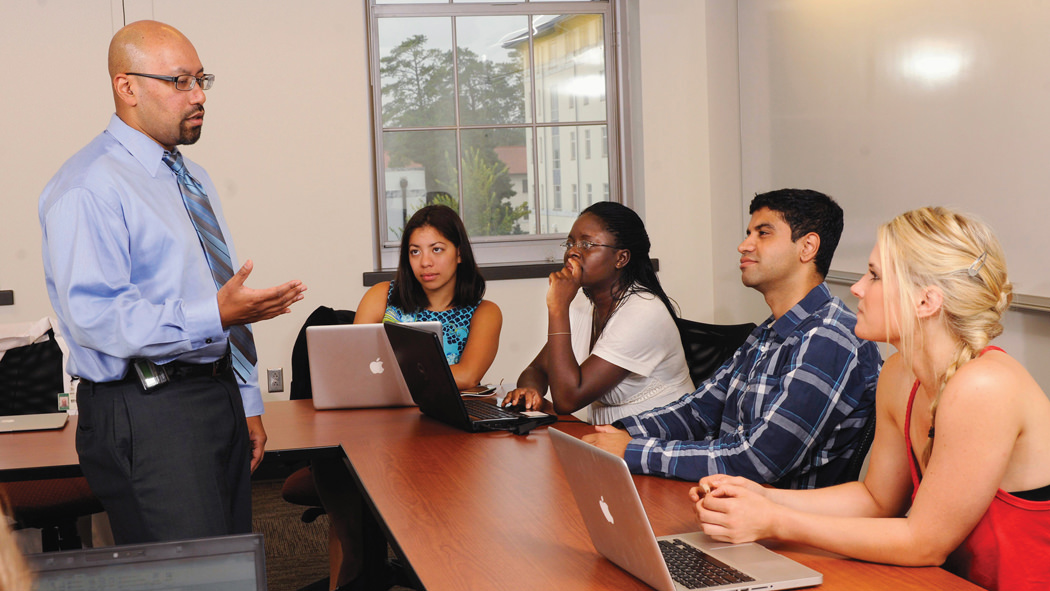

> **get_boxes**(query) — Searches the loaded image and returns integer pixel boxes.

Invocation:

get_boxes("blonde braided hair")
[878,207,1012,467]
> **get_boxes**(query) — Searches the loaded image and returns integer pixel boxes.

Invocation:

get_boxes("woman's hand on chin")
[547,258,583,310]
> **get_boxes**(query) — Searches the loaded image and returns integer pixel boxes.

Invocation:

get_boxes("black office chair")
[281,306,356,523]
[289,306,357,401]
[0,327,65,416]
[840,413,876,482]
[674,317,756,386]
[0,324,104,551]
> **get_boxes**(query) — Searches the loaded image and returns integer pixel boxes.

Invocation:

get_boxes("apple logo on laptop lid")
[599,496,615,524]
[369,358,384,375]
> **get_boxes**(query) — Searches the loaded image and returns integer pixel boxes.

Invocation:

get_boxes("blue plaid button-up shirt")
[617,283,882,489]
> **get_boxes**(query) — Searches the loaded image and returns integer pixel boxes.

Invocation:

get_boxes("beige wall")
[0,1,723,398]
[12,2,1048,397]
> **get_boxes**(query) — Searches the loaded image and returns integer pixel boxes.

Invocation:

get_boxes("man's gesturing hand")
[218,260,307,328]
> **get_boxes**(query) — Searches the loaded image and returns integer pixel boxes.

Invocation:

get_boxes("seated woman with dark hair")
[502,202,694,424]
[319,205,502,591]
[355,204,502,388]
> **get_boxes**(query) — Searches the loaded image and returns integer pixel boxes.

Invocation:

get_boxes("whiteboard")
[739,0,1050,301]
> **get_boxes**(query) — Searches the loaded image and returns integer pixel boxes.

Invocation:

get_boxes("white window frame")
[367,0,636,270]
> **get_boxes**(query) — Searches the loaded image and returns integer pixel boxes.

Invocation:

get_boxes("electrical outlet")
[266,368,284,393]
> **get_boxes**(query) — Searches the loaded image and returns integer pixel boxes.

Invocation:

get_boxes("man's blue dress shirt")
[39,114,262,416]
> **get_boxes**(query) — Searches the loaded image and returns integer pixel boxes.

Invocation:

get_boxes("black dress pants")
[76,369,252,544]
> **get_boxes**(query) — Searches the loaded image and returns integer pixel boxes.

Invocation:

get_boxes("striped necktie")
[163,150,257,383]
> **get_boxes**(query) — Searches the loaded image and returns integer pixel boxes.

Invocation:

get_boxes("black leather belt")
[85,355,234,389]
[163,354,232,380]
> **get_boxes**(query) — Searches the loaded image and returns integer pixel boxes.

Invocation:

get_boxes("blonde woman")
[691,207,1050,591]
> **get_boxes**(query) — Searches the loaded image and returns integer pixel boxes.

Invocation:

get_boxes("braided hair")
[878,207,1012,466]
[580,202,677,318]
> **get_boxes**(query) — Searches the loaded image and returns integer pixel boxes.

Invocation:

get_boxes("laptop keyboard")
[659,539,755,589]
[464,399,519,421]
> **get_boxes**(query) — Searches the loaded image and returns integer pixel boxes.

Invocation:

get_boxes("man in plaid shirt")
[584,189,882,488]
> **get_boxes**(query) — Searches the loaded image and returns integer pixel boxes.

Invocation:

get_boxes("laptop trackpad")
[707,543,786,570]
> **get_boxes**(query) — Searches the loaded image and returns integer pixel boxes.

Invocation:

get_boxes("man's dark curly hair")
[749,188,843,278]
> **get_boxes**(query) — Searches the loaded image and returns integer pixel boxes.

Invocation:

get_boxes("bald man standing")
[39,20,306,544]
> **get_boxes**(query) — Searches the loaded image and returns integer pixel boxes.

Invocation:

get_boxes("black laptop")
[26,532,267,591]
[384,322,556,433]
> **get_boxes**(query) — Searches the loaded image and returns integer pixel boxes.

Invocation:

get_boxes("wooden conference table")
[0,400,981,591]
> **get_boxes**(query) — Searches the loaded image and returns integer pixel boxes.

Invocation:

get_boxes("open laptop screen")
[26,533,266,591]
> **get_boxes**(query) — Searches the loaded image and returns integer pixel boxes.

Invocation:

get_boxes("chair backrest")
[674,317,756,387]
[0,327,64,415]
[840,412,877,482]
[289,306,356,400]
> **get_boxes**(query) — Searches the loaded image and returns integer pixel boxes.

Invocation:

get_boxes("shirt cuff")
[617,415,645,436]
[623,438,649,474]
[239,382,264,417]
[182,293,226,349]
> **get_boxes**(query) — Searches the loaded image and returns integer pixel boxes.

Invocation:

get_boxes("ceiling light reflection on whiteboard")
[901,46,970,86]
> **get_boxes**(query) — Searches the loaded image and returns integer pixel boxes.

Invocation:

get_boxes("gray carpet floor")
[252,478,414,591]
[251,478,332,591]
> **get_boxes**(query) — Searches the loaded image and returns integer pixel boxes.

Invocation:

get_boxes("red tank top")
[904,346,1050,590]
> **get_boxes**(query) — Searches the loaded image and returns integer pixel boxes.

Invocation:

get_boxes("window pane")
[535,124,608,234]
[378,0,446,5]
[369,1,619,267]
[382,129,458,242]
[456,16,530,126]
[460,128,533,237]
[379,18,455,128]
[532,14,606,124]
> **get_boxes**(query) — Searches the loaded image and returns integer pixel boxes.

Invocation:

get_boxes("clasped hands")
[689,475,778,544]
[577,428,780,544]
[218,259,307,328]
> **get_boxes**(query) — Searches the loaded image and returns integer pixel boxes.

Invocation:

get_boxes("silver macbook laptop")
[0,411,67,433]
[26,532,267,591]
[306,322,440,410]
[549,428,822,591]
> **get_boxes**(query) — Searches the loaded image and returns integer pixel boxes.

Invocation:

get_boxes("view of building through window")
[372,1,615,251]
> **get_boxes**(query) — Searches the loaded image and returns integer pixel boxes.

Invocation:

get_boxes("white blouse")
[567,288,695,424]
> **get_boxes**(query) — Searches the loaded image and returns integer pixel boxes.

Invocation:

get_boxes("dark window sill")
[363,259,658,286]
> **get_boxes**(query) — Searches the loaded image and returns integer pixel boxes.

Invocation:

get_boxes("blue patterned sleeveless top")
[382,282,478,365]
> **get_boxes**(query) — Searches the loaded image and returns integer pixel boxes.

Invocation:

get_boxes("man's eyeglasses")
[560,240,618,252]
[126,73,215,91]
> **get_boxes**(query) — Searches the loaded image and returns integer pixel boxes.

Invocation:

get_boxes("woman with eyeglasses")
[690,208,1050,591]
[502,202,693,424]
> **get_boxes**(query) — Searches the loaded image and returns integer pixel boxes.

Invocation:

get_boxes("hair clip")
[967,252,987,277]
